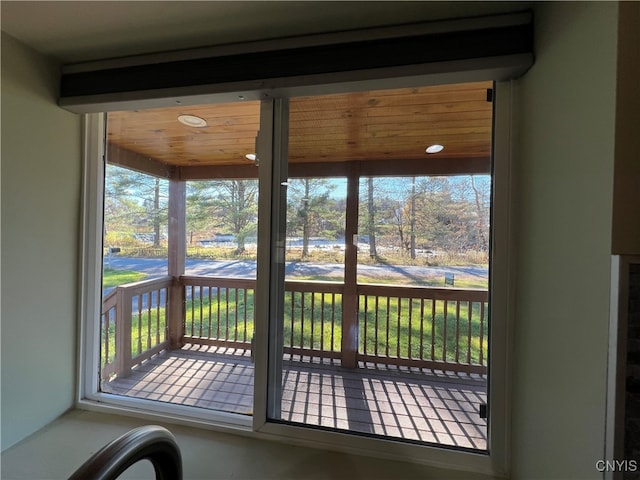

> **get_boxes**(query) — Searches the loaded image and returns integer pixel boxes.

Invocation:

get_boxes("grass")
[184,287,255,342]
[285,291,343,352]
[293,274,488,289]
[183,289,344,352]
[103,268,147,288]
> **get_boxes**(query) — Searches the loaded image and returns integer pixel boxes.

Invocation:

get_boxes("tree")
[468,175,491,251]
[410,176,417,259]
[359,177,407,258]
[366,177,378,258]
[381,176,416,255]
[377,176,481,255]
[186,181,223,245]
[187,179,258,254]
[413,176,478,252]
[287,178,339,257]
[226,180,258,254]
[104,164,168,247]
[300,179,311,256]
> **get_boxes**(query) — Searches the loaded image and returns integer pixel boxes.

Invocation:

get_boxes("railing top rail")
[285,279,344,294]
[179,275,486,299]
[358,282,488,301]
[181,275,346,294]
[102,289,118,313]
[116,275,173,296]
[180,275,254,289]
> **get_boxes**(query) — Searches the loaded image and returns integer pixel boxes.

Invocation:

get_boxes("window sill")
[76,396,503,478]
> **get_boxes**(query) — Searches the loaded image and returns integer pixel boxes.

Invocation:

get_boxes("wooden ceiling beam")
[178,163,259,180]
[288,157,491,178]
[107,143,175,179]
[354,156,490,177]
[176,156,490,181]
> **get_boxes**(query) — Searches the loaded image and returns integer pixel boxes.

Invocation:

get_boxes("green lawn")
[103,268,147,288]
[184,288,344,352]
[184,287,255,342]
[292,274,488,289]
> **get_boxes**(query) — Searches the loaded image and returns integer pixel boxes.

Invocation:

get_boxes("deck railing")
[181,276,344,361]
[182,276,254,350]
[358,283,488,374]
[102,275,488,380]
[180,275,487,373]
[284,280,344,361]
[101,276,172,379]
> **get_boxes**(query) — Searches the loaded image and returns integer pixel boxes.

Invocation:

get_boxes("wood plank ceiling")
[106,81,493,174]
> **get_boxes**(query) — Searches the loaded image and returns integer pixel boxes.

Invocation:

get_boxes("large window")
[98,100,261,419]
[262,87,493,451]
[80,80,513,473]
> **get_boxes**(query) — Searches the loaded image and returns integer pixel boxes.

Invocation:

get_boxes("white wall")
[511,3,617,478]
[1,33,81,450]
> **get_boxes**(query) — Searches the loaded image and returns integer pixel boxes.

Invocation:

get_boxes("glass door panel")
[269,83,493,451]
[100,100,261,416]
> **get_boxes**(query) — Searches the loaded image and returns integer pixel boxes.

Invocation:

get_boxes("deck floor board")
[102,344,487,450]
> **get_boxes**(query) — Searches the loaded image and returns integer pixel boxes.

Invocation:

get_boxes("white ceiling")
[1,1,531,64]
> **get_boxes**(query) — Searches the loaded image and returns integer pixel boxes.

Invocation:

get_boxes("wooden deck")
[102,344,487,450]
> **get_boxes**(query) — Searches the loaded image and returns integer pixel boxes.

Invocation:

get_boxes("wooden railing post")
[168,179,186,349]
[105,277,173,378]
[114,287,132,378]
[168,278,185,348]
[341,166,359,368]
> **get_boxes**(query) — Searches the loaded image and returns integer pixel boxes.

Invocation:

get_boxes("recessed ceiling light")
[245,153,257,161]
[177,114,207,128]
[425,144,444,154]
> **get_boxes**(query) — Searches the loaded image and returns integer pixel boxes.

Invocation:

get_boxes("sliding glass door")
[264,83,493,450]
[99,99,262,418]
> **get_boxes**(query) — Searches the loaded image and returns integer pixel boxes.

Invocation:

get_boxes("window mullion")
[254,97,290,429]
[78,113,107,402]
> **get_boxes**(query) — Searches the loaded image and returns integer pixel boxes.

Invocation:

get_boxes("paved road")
[105,257,487,282]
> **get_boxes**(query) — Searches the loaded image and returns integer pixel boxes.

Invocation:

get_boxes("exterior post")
[114,287,132,378]
[341,166,359,368]
[168,178,186,349]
